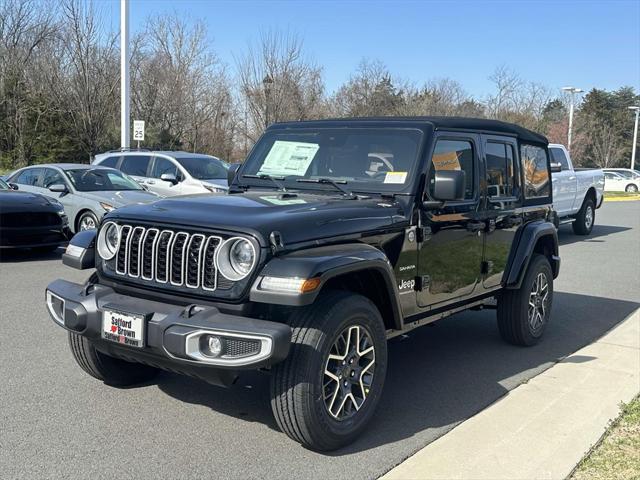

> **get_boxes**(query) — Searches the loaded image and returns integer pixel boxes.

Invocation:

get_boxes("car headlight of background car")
[215,237,256,281]
[96,221,121,260]
[100,202,115,212]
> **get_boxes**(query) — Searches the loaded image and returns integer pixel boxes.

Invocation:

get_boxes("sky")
[103,0,640,100]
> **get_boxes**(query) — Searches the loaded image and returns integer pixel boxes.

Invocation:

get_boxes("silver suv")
[93,150,230,197]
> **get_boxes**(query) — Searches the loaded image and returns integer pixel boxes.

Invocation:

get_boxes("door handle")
[146,180,155,185]
[466,221,486,233]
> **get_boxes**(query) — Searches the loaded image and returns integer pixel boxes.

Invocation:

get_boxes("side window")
[14,168,43,186]
[151,157,179,179]
[120,155,151,176]
[42,168,65,188]
[549,147,570,171]
[521,144,550,199]
[99,156,119,168]
[429,139,475,200]
[486,142,518,198]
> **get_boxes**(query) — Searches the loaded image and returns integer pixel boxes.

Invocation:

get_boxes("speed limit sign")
[133,120,145,142]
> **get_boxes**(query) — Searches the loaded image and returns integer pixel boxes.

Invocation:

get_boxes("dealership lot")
[1,202,638,480]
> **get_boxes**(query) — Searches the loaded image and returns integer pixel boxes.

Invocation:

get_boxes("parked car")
[47,117,560,451]
[92,150,230,197]
[603,170,640,193]
[548,143,605,235]
[0,177,70,251]
[602,168,640,182]
[7,164,159,232]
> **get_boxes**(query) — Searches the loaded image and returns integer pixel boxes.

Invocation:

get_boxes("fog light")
[201,335,223,358]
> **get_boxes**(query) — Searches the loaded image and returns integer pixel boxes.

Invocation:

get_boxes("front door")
[417,133,484,308]
[481,136,523,289]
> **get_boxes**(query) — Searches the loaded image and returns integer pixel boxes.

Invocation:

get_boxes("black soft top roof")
[271,116,548,145]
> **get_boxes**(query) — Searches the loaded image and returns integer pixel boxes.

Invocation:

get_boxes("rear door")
[10,168,43,193]
[119,155,152,186]
[481,135,523,289]
[417,132,484,308]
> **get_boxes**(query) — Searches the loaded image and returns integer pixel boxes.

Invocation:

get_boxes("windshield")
[176,156,229,180]
[240,128,423,193]
[0,178,8,190]
[65,169,143,192]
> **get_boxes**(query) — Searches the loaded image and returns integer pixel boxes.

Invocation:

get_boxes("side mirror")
[9,182,19,190]
[49,183,68,193]
[430,170,466,202]
[550,162,562,173]
[227,163,240,185]
[160,173,178,185]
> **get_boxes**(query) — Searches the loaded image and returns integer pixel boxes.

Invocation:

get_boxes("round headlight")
[216,237,256,281]
[97,221,121,260]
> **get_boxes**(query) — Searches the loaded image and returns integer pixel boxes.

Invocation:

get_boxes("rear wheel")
[270,291,387,451]
[625,184,638,193]
[572,197,595,235]
[497,254,553,346]
[68,332,158,386]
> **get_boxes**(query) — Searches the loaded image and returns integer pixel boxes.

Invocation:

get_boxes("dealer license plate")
[101,308,145,348]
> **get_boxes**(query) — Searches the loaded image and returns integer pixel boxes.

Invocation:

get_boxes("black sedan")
[0,178,71,251]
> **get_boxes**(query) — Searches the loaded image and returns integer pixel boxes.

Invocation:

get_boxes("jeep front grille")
[113,225,222,292]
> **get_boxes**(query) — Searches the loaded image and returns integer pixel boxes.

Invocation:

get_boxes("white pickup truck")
[549,143,605,235]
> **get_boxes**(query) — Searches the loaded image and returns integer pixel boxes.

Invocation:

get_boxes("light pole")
[120,0,130,149]
[629,106,639,171]
[562,86,583,151]
[263,75,274,129]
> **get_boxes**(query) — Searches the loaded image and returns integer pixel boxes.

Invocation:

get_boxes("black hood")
[0,190,63,214]
[108,191,410,246]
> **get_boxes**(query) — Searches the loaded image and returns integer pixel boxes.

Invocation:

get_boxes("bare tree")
[45,0,118,160]
[236,30,325,148]
[131,14,234,155]
[0,0,58,167]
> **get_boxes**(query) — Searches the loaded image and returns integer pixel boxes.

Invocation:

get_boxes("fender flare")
[250,243,403,329]
[504,220,560,289]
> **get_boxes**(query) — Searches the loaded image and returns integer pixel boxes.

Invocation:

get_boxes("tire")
[497,254,553,346]
[68,332,158,386]
[625,184,638,193]
[77,211,99,232]
[270,291,388,451]
[572,197,595,235]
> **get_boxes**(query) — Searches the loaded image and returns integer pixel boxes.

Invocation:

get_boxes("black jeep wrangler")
[46,117,560,451]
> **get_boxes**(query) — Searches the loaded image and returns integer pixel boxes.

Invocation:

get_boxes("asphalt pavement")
[1,202,638,480]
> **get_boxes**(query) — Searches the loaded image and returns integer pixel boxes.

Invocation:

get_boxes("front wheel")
[77,211,99,232]
[572,197,595,235]
[270,291,388,451]
[497,254,553,346]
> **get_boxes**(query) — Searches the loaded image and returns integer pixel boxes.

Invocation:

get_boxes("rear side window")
[521,144,550,199]
[14,168,43,186]
[429,139,475,200]
[486,142,518,198]
[549,147,570,171]
[98,156,119,168]
[120,155,151,176]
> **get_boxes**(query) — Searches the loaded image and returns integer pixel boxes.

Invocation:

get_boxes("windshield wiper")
[242,174,287,191]
[296,178,355,198]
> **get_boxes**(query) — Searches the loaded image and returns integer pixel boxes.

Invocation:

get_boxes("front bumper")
[0,225,70,249]
[45,279,291,386]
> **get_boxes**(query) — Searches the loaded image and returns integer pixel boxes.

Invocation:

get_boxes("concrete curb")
[380,308,640,480]
[604,196,640,202]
